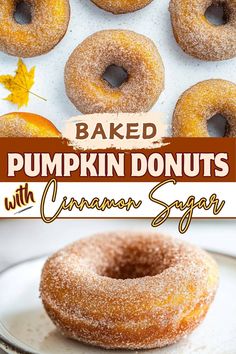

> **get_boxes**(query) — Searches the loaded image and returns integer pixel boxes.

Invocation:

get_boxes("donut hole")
[205,3,228,26]
[99,243,176,279]
[14,1,32,25]
[103,65,128,88]
[207,114,228,137]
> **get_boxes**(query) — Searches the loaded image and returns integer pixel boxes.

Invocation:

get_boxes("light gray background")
[0,219,236,271]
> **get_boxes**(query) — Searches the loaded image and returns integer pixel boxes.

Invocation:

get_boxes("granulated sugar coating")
[0,112,60,137]
[0,0,70,58]
[172,79,236,137]
[40,232,219,350]
[64,30,165,114]
[91,0,153,14]
[169,0,236,61]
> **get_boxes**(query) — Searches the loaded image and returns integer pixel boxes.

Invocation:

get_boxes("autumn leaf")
[0,58,46,108]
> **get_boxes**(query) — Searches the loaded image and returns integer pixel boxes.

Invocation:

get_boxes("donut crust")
[91,0,153,14]
[40,232,219,350]
[169,0,236,61]
[0,112,60,137]
[173,79,236,137]
[0,0,70,58]
[65,30,165,114]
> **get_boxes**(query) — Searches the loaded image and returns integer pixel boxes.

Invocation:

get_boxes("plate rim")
[0,250,235,354]
[0,255,48,354]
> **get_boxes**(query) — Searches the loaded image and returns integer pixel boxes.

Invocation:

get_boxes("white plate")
[0,253,236,354]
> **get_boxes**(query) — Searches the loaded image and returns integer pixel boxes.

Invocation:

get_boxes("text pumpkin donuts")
[169,0,236,61]
[40,232,219,350]
[0,0,70,58]
[0,112,60,137]
[65,30,165,114]
[173,80,236,137]
[91,0,153,14]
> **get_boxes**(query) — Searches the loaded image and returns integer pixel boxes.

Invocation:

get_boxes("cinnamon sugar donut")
[173,80,236,137]
[0,112,60,137]
[0,0,70,58]
[40,232,219,350]
[64,30,165,114]
[169,0,236,61]
[91,0,153,14]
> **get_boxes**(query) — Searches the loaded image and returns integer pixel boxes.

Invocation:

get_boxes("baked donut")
[64,30,165,114]
[0,112,60,137]
[169,0,236,61]
[173,79,236,137]
[91,0,153,14]
[0,0,70,58]
[40,232,219,350]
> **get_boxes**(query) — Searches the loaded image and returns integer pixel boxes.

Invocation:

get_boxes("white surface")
[0,0,235,133]
[0,219,236,270]
[0,253,236,354]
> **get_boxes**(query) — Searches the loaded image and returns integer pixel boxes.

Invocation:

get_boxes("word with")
[5,183,35,211]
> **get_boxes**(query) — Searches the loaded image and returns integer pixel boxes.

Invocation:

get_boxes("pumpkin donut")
[91,0,153,14]
[172,80,236,137]
[169,0,236,61]
[0,112,60,137]
[40,232,219,350]
[0,0,70,58]
[64,30,165,114]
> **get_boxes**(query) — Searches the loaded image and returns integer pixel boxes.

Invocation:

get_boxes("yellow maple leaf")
[0,59,45,108]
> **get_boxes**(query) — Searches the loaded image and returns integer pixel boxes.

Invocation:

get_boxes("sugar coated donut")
[40,232,219,350]
[0,0,70,58]
[65,30,165,114]
[91,0,153,14]
[173,79,236,137]
[0,112,60,137]
[169,0,236,61]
